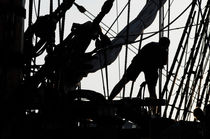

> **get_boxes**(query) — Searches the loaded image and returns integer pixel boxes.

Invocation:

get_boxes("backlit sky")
[24,0,209,120]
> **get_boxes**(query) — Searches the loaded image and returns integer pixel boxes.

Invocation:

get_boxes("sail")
[86,0,167,72]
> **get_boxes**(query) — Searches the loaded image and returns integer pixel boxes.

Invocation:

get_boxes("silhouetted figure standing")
[109,37,170,100]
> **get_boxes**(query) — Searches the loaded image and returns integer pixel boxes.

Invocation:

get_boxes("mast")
[158,0,165,115]
[0,0,25,138]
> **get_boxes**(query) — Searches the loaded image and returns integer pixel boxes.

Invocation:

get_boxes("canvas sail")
[86,0,167,72]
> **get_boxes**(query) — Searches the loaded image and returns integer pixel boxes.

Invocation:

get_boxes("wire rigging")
[116,0,121,82]
[74,2,139,54]
[122,0,131,98]
[25,0,210,122]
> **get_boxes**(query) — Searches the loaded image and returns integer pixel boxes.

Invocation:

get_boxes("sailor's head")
[159,37,170,50]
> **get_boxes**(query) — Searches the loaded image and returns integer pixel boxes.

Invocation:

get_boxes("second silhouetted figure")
[109,37,170,100]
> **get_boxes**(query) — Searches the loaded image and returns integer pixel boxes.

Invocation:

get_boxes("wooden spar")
[95,0,115,97]
[101,0,114,97]
[24,0,75,50]
[50,0,53,13]
[92,0,114,27]
[0,0,25,138]
[86,0,167,73]
[58,0,66,43]
[162,0,197,117]
[169,4,210,119]
[23,0,115,90]
[158,0,165,115]
[23,0,75,86]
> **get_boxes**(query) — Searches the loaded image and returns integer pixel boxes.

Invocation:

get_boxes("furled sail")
[86,0,167,72]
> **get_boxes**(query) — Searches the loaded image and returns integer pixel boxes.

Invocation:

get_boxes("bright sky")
[67,0,194,97]
[24,0,209,120]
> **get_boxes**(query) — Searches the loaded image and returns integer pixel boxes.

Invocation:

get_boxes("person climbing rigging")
[109,37,170,100]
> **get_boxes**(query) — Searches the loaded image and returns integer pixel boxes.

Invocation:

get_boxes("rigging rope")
[158,0,165,115]
[131,1,193,44]
[173,12,197,119]
[171,3,210,120]
[122,0,131,98]
[164,0,174,20]
[116,0,121,82]
[181,7,210,120]
[162,0,197,118]
[165,0,171,102]
[75,2,138,54]
[94,0,194,53]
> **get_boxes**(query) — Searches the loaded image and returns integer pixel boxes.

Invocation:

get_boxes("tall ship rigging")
[0,0,209,138]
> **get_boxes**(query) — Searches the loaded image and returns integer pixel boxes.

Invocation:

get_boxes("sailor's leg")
[144,70,158,99]
[144,70,158,114]
[109,76,129,100]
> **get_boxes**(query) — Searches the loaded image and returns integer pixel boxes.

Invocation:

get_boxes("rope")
[131,1,193,44]
[100,67,107,98]
[164,0,174,20]
[50,0,53,13]
[58,0,66,43]
[162,0,197,118]
[165,0,171,102]
[75,2,138,54]
[122,0,131,98]
[105,2,129,35]
[96,1,194,54]
[116,0,121,81]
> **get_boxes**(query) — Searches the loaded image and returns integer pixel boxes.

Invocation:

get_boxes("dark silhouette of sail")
[84,0,167,73]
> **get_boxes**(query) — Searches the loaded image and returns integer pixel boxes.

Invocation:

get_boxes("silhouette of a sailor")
[109,37,170,100]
